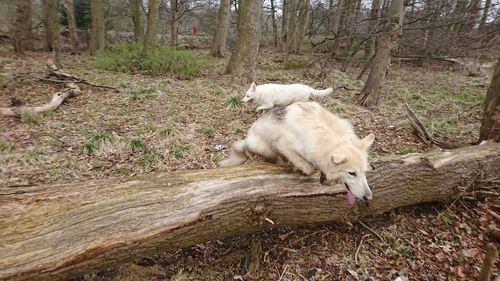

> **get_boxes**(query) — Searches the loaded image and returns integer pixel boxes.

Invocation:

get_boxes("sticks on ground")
[0,83,81,117]
[45,60,121,91]
[404,102,463,149]
[477,243,498,281]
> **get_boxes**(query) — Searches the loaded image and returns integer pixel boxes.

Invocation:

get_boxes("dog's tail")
[310,87,333,97]
[219,140,248,167]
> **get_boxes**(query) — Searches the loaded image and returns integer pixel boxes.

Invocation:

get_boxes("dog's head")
[242,82,257,105]
[320,133,375,205]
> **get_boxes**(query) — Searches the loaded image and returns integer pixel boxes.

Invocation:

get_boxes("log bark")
[1,143,499,281]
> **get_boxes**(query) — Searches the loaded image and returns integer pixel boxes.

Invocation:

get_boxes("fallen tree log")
[1,143,499,280]
[0,83,80,117]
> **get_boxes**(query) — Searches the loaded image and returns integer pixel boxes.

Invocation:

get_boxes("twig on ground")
[359,221,386,243]
[477,243,498,281]
[355,234,370,265]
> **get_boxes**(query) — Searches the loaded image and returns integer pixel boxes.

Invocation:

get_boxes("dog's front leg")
[255,104,274,112]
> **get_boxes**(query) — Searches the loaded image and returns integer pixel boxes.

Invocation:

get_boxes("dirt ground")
[0,48,497,280]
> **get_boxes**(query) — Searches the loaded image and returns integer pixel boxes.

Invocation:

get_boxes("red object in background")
[191,27,197,34]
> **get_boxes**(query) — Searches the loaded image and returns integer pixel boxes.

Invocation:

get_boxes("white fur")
[242,82,333,112]
[219,102,375,202]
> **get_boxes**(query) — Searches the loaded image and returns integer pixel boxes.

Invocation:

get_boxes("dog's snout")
[363,193,373,201]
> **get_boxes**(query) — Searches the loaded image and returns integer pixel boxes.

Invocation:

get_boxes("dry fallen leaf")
[462,248,482,258]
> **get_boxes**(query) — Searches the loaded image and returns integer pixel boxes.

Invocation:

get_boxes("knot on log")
[250,203,274,225]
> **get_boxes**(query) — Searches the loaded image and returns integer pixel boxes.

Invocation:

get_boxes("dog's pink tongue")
[346,191,356,205]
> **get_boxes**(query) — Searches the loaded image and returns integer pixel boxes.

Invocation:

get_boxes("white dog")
[219,102,374,205]
[242,82,334,112]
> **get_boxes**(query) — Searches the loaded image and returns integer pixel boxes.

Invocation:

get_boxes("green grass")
[137,149,164,167]
[129,139,146,152]
[94,43,209,78]
[400,246,414,258]
[196,127,215,138]
[0,142,16,153]
[227,96,243,107]
[128,88,157,101]
[82,130,114,155]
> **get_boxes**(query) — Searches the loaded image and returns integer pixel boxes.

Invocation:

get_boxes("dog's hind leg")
[274,139,315,176]
[246,135,278,163]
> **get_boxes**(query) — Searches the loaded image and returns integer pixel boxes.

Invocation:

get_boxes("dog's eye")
[348,172,356,177]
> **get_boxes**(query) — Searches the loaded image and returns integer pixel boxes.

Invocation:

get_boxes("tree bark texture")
[270,0,279,48]
[1,143,499,281]
[212,0,232,57]
[13,0,32,54]
[479,58,500,142]
[143,0,159,51]
[64,0,79,52]
[89,0,105,55]
[332,0,351,57]
[42,0,58,52]
[357,0,404,108]
[225,0,263,83]
[284,0,298,53]
[169,0,178,49]
[295,0,310,53]
[364,0,381,57]
[131,0,144,43]
[479,0,492,31]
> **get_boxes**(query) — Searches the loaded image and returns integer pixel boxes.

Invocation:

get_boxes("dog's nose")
[363,194,373,201]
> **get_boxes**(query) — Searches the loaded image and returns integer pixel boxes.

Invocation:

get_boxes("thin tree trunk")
[1,143,499,281]
[479,0,492,31]
[13,0,32,54]
[332,0,351,57]
[64,0,79,53]
[212,0,231,57]
[295,0,310,53]
[281,0,288,51]
[357,0,404,108]
[464,0,481,32]
[270,0,279,48]
[131,0,144,43]
[332,0,341,36]
[225,0,263,82]
[42,0,56,51]
[144,0,159,51]
[479,58,500,142]
[364,0,381,57]
[169,0,178,49]
[284,0,298,53]
[89,0,105,55]
[450,0,468,32]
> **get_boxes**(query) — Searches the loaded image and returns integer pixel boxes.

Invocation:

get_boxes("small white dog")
[242,82,333,112]
[219,102,375,205]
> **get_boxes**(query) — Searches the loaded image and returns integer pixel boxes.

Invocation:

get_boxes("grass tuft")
[227,96,243,107]
[94,43,208,78]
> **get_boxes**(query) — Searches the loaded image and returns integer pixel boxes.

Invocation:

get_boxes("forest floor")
[0,48,497,280]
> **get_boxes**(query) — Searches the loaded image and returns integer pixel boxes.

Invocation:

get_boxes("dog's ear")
[330,153,347,165]
[250,82,257,91]
[360,133,375,150]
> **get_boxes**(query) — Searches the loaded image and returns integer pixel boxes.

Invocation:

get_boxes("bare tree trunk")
[479,0,492,31]
[281,0,288,51]
[479,58,500,142]
[364,0,381,57]
[331,0,341,36]
[42,0,62,67]
[13,0,32,54]
[89,0,105,55]
[64,0,79,53]
[295,0,310,53]
[131,0,144,43]
[144,0,159,51]
[332,0,351,57]
[357,0,404,108]
[284,0,298,53]
[464,0,481,32]
[212,0,231,57]
[42,0,56,51]
[1,143,499,281]
[270,0,279,48]
[225,0,263,82]
[450,0,468,32]
[169,0,177,49]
